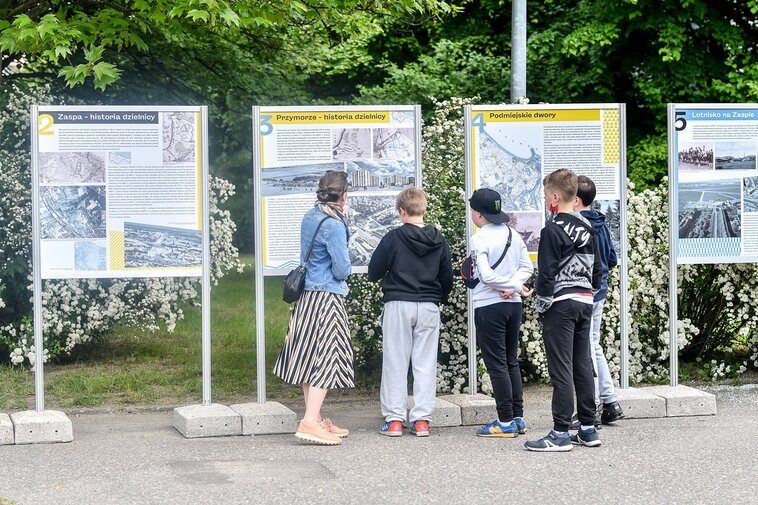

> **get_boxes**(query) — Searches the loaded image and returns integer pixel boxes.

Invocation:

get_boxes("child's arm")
[592,234,603,293]
[536,226,561,313]
[439,239,454,302]
[476,249,523,292]
[607,227,618,270]
[367,233,391,282]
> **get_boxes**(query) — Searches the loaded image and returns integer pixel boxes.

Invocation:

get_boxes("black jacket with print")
[535,212,602,313]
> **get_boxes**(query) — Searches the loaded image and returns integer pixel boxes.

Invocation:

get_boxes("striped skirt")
[273,290,355,390]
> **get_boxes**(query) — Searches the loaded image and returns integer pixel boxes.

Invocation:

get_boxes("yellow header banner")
[478,109,601,122]
[267,111,392,125]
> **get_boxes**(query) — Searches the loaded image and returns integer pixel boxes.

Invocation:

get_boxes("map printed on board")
[35,107,204,279]
[674,106,758,264]
[257,107,419,271]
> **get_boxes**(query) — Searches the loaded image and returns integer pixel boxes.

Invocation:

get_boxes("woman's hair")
[316,171,348,202]
[396,187,427,216]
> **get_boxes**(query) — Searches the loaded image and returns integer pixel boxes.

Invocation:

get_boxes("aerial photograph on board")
[348,194,401,265]
[261,162,345,197]
[678,179,741,239]
[745,176,758,212]
[40,185,106,239]
[124,222,202,268]
[347,160,415,192]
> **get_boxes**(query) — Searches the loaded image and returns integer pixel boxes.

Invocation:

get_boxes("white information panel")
[467,104,624,261]
[254,105,422,274]
[34,106,205,279]
[670,104,758,264]
[464,103,630,391]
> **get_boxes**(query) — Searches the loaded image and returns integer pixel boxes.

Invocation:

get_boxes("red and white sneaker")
[411,420,430,437]
[379,420,403,437]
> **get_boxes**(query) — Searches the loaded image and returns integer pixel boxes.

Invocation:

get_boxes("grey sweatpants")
[380,301,440,423]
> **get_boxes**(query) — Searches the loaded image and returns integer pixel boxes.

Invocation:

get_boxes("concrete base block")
[229,402,298,435]
[438,394,496,426]
[406,396,462,427]
[615,387,667,419]
[173,404,242,438]
[10,410,73,444]
[643,385,717,417]
[0,413,14,445]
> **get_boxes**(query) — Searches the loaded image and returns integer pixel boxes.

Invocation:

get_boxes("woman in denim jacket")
[274,171,353,445]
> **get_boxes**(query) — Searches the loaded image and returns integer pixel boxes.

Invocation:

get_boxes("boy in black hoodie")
[524,169,602,452]
[368,188,453,437]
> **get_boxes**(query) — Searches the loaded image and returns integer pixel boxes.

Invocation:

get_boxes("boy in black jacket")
[524,169,602,452]
[368,188,453,437]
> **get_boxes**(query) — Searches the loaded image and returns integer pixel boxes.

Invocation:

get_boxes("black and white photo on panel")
[261,162,345,197]
[678,142,714,172]
[38,152,106,184]
[347,194,401,266]
[715,141,757,171]
[124,222,202,268]
[678,179,741,239]
[40,185,106,240]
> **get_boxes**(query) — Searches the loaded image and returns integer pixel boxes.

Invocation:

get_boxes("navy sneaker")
[570,427,602,447]
[476,419,518,438]
[601,401,625,425]
[524,430,572,452]
[514,417,527,434]
[569,413,602,431]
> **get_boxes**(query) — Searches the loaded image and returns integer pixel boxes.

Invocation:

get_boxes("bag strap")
[303,216,332,264]
[490,226,513,270]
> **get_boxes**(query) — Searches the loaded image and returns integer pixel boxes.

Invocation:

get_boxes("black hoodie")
[368,223,454,304]
[535,212,602,313]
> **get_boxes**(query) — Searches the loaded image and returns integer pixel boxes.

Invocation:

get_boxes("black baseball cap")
[468,188,509,224]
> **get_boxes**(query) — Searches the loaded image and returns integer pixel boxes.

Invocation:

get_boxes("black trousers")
[542,299,595,432]
[474,302,524,422]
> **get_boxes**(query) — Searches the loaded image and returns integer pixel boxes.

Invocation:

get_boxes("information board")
[467,104,624,260]
[254,105,421,272]
[34,106,205,279]
[670,104,758,264]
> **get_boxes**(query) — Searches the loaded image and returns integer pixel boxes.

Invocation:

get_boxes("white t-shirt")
[469,223,534,309]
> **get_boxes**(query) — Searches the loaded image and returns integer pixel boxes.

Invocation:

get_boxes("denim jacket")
[301,207,351,295]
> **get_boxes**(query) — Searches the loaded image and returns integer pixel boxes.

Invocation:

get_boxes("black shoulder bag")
[282,216,331,303]
[460,226,513,289]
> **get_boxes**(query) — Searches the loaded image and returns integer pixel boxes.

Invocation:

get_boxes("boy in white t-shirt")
[468,188,534,438]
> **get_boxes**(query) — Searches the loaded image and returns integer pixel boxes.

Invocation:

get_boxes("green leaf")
[219,7,240,27]
[186,9,210,22]
[92,61,122,91]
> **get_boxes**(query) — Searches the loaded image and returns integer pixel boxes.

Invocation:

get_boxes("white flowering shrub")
[347,97,758,390]
[0,84,243,366]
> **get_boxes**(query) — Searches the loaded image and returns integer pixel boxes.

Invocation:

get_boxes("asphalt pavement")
[1,383,757,505]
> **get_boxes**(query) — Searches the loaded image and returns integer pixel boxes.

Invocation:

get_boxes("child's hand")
[520,286,534,298]
[499,290,514,299]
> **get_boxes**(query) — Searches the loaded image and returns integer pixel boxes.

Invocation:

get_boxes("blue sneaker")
[570,427,602,447]
[476,419,518,438]
[514,417,527,434]
[524,430,572,452]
